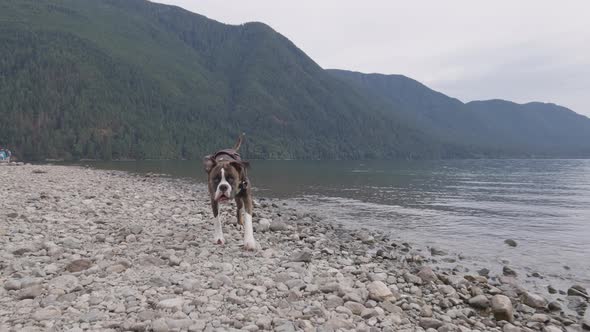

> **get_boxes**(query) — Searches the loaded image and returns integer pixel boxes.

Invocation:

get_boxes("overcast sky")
[154,1,590,116]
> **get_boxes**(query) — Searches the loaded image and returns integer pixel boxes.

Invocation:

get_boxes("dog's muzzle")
[215,184,231,203]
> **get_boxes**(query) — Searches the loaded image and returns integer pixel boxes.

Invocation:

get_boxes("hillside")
[0,0,447,161]
[328,70,590,157]
[467,100,590,155]
[1,0,589,160]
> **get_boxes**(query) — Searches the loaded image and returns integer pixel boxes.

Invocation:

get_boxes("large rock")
[502,323,522,332]
[106,264,127,273]
[430,247,447,256]
[319,282,340,293]
[416,266,438,282]
[325,295,343,309]
[438,285,457,297]
[157,298,185,312]
[439,323,459,332]
[49,275,79,293]
[4,279,21,290]
[275,321,296,332]
[582,319,590,331]
[419,318,443,329]
[17,285,43,299]
[469,295,490,309]
[43,241,62,256]
[568,285,589,299]
[522,292,548,309]
[548,301,562,312]
[152,319,169,332]
[257,218,271,232]
[504,239,518,247]
[65,259,93,272]
[324,318,355,330]
[420,305,433,317]
[289,250,312,263]
[491,295,514,322]
[543,325,563,332]
[360,308,380,319]
[138,254,165,266]
[503,266,518,277]
[269,222,288,232]
[567,296,588,316]
[367,281,395,301]
[20,277,42,289]
[478,268,490,277]
[79,309,106,322]
[403,272,422,285]
[165,319,193,330]
[529,313,550,323]
[344,301,365,316]
[32,306,61,321]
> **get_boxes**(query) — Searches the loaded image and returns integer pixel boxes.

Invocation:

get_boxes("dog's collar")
[237,179,248,194]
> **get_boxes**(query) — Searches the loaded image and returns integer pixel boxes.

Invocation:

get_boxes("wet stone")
[503,266,518,277]
[65,259,93,273]
[504,239,518,247]
[491,295,514,322]
[522,292,548,309]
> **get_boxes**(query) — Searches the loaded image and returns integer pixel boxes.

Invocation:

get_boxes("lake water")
[77,159,590,292]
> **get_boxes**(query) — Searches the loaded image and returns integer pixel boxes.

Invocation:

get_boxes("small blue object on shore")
[0,147,11,162]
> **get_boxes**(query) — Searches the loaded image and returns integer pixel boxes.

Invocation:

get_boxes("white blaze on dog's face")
[214,168,231,203]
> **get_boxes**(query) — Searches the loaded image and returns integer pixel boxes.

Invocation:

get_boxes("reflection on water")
[76,159,590,288]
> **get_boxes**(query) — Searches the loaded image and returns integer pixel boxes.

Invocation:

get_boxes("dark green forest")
[1,0,589,161]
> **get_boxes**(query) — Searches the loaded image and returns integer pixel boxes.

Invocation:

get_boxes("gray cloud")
[154,0,590,116]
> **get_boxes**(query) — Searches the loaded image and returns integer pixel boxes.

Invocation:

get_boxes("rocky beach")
[0,164,588,332]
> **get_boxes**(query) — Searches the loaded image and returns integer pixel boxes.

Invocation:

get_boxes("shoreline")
[285,195,590,297]
[0,164,588,331]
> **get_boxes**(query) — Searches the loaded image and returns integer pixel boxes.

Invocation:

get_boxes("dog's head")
[204,158,249,203]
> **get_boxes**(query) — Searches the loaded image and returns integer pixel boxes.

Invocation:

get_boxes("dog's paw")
[243,239,258,251]
[214,236,225,245]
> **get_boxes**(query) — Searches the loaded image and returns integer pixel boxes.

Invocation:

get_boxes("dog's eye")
[214,176,221,182]
[226,176,233,182]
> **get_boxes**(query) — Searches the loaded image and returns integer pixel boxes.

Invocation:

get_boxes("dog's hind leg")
[211,199,225,245]
[235,197,244,227]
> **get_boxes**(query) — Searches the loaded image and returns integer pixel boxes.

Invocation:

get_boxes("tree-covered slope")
[328,70,590,157]
[1,0,450,160]
[1,0,226,160]
[1,0,588,160]
[467,100,590,155]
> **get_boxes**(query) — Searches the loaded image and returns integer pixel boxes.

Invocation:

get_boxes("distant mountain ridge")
[328,70,590,156]
[0,0,589,160]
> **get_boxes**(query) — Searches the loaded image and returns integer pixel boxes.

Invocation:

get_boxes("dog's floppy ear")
[230,160,249,175]
[204,155,216,173]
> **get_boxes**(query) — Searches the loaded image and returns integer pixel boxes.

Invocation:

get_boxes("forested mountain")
[1,0,589,160]
[328,70,590,157]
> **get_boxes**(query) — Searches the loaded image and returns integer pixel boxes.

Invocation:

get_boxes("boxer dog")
[203,134,257,250]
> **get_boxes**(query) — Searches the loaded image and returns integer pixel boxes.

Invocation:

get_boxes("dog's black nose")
[219,184,229,192]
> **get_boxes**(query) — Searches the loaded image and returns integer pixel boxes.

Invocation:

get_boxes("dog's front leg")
[214,215,225,245]
[212,200,225,245]
[242,199,257,250]
[243,212,256,250]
